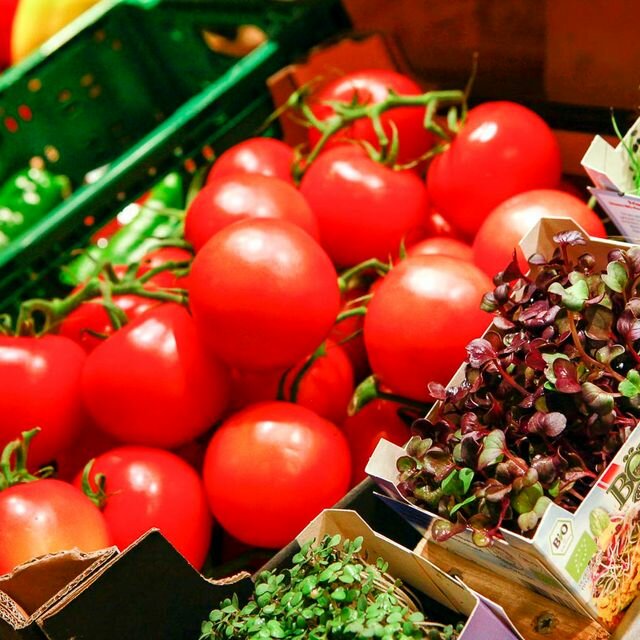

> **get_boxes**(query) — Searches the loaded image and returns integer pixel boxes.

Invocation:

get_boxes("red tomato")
[0,479,111,575]
[58,294,157,353]
[82,304,229,448]
[283,340,354,424]
[230,340,354,424]
[55,423,120,482]
[77,446,212,568]
[364,255,492,400]
[185,174,319,252]
[472,189,607,277]
[300,146,429,266]
[342,400,411,485]
[407,237,473,262]
[0,335,86,467]
[58,264,160,353]
[207,137,295,185]
[307,69,434,166]
[137,246,192,288]
[329,285,370,381]
[189,219,340,370]
[423,210,461,239]
[203,402,351,548]
[427,102,562,237]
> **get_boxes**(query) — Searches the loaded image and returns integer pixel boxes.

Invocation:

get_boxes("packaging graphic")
[582,115,640,240]
[367,217,640,628]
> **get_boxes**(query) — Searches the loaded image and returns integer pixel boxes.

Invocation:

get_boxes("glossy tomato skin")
[407,236,473,262]
[342,400,411,485]
[473,189,607,277]
[300,146,429,266]
[189,219,340,371]
[137,246,192,288]
[76,446,212,569]
[0,479,111,575]
[207,137,295,185]
[308,69,434,166]
[185,174,318,252]
[328,285,370,382]
[0,335,86,467]
[58,294,157,353]
[427,101,562,237]
[364,255,492,400]
[230,340,354,424]
[203,402,351,548]
[82,304,230,448]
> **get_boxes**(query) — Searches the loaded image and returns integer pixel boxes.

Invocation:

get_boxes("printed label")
[565,533,597,582]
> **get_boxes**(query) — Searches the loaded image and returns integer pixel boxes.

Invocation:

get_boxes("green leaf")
[477,430,506,469]
[511,482,544,514]
[517,510,539,532]
[542,352,570,384]
[602,261,628,293]
[619,369,640,398]
[459,467,474,493]
[548,279,589,311]
[450,494,477,517]
[590,507,611,538]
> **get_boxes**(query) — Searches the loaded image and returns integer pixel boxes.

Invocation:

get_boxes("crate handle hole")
[202,25,267,58]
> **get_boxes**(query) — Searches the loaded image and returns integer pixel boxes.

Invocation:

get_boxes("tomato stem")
[348,374,431,416]
[288,342,328,404]
[15,260,191,336]
[292,88,467,180]
[335,306,368,324]
[0,428,53,490]
[81,459,108,509]
[338,259,391,293]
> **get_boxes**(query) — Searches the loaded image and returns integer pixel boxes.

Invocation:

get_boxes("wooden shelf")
[417,539,609,640]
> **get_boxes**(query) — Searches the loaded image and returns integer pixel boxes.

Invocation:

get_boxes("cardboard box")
[582,115,640,241]
[0,530,252,639]
[367,217,640,628]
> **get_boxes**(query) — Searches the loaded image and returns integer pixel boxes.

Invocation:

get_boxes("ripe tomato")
[203,402,351,548]
[82,304,229,448]
[0,479,111,575]
[189,219,340,370]
[423,209,461,239]
[206,137,295,185]
[364,255,492,400]
[300,146,428,266]
[472,189,607,277]
[58,294,157,353]
[0,335,86,467]
[230,340,354,424]
[427,102,562,237]
[58,264,165,353]
[407,236,473,262]
[137,246,192,288]
[77,446,212,569]
[342,400,411,485]
[185,174,318,252]
[329,285,370,381]
[307,69,434,166]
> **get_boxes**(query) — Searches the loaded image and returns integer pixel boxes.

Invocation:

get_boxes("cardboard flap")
[36,529,253,640]
[581,116,640,194]
[0,547,117,630]
[518,216,629,271]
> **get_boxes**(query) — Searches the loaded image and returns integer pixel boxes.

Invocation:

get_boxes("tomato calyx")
[14,259,191,336]
[277,342,328,404]
[80,459,108,509]
[289,85,468,180]
[0,428,53,490]
[349,375,432,416]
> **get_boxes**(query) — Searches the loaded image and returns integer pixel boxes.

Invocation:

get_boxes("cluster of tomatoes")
[0,68,608,576]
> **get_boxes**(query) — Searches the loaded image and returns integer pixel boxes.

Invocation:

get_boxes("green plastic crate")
[0,0,350,312]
